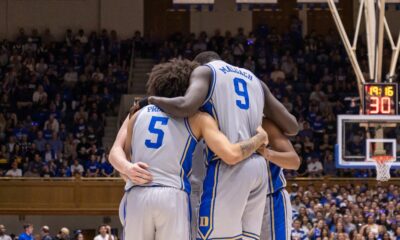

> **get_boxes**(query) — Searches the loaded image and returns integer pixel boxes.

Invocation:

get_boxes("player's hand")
[256,126,269,146]
[124,162,153,185]
[129,103,140,118]
[256,145,266,156]
[148,96,155,104]
[120,173,129,182]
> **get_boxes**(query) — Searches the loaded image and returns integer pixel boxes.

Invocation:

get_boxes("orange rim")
[371,155,394,164]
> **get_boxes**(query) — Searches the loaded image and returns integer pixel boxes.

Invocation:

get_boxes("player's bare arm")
[109,115,153,184]
[260,81,299,136]
[148,66,211,117]
[257,118,300,170]
[189,112,267,165]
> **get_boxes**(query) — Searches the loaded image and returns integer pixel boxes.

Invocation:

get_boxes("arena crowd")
[0,21,400,178]
[0,28,131,177]
[1,183,400,240]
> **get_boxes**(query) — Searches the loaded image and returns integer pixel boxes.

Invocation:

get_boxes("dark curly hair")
[146,58,199,98]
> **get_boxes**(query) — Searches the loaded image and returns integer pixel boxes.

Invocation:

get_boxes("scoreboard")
[364,83,398,115]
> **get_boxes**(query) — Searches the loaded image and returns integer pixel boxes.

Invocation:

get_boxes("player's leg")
[123,188,155,240]
[154,187,191,240]
[242,157,268,240]
[260,189,292,240]
[197,160,245,240]
[259,193,272,240]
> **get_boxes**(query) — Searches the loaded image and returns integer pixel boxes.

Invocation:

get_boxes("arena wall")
[0,0,144,39]
[190,0,252,35]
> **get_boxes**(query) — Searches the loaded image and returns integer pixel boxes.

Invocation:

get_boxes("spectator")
[75,29,88,44]
[43,143,57,162]
[24,153,43,177]
[48,132,63,154]
[270,65,285,82]
[308,219,324,239]
[343,214,356,234]
[74,233,84,240]
[64,67,78,86]
[86,154,99,177]
[44,115,59,134]
[55,228,70,240]
[57,161,71,177]
[100,158,114,177]
[291,218,308,240]
[70,159,84,176]
[0,225,12,240]
[33,131,46,153]
[307,156,323,177]
[32,85,48,107]
[19,224,34,240]
[5,161,22,177]
[93,225,113,240]
[41,226,52,240]
[105,226,115,240]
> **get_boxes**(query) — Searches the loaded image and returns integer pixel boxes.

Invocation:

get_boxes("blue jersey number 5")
[145,116,169,149]
[233,77,249,109]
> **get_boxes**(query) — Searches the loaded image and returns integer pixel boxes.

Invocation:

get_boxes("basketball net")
[372,155,394,181]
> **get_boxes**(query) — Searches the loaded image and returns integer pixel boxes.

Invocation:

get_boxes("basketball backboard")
[336,115,400,169]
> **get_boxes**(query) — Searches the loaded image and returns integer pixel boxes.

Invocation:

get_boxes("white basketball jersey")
[201,60,264,161]
[125,105,198,194]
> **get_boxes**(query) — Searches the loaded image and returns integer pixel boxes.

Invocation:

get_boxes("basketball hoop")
[371,155,394,181]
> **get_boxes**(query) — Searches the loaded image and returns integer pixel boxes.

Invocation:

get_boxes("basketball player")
[109,59,268,240]
[258,118,300,240]
[148,52,298,239]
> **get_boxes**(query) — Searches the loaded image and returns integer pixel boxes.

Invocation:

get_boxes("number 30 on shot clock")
[364,83,398,115]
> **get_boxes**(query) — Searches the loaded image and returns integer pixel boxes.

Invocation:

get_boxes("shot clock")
[364,83,398,115]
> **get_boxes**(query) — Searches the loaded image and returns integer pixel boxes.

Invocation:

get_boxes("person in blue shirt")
[308,220,324,240]
[86,154,99,177]
[19,224,34,240]
[291,219,308,240]
[101,158,114,177]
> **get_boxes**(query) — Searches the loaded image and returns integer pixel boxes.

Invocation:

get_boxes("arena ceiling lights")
[173,0,214,4]
[172,0,214,11]
[235,0,278,11]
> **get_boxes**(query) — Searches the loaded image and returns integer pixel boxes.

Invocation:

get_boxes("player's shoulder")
[189,112,216,128]
[191,65,212,76]
[190,111,211,122]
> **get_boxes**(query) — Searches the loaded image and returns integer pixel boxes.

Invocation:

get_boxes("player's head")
[194,51,221,65]
[147,58,199,98]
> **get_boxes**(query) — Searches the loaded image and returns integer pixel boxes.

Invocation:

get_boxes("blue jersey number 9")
[233,77,249,109]
[145,116,169,149]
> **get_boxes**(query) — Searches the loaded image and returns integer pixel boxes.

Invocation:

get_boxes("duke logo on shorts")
[120,105,198,240]
[198,60,268,240]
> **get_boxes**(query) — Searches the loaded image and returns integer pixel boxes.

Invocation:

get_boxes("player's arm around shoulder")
[257,118,301,170]
[149,66,212,117]
[189,112,267,165]
[109,111,152,185]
